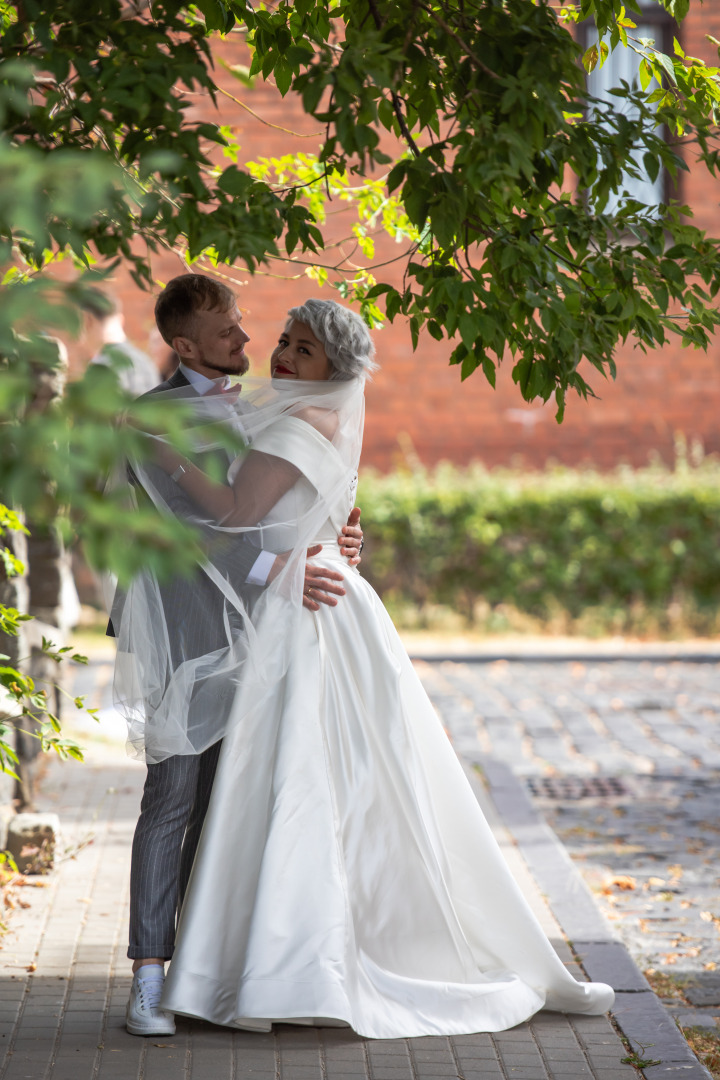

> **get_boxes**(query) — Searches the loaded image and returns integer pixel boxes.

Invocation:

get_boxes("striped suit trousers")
[128,741,222,960]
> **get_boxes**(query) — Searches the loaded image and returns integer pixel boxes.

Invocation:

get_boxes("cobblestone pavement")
[0,651,643,1080]
[416,658,720,1045]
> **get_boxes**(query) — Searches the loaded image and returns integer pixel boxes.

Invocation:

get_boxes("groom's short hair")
[155,274,236,346]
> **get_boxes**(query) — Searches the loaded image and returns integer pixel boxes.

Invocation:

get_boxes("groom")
[123,274,364,1037]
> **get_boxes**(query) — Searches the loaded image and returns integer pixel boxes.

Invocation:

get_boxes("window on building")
[584,0,674,214]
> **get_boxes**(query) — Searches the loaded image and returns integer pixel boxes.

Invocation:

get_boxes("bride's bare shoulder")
[292,405,339,441]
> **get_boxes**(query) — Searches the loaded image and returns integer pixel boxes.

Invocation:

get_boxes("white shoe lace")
[136,975,165,1014]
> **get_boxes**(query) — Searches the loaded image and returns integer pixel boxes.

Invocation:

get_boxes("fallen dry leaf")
[648,877,666,887]
[668,864,684,880]
[704,962,717,971]
[660,953,679,965]
[671,944,702,957]
[26,962,36,973]
[610,875,637,891]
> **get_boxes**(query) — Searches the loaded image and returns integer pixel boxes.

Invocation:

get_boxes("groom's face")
[173,304,250,379]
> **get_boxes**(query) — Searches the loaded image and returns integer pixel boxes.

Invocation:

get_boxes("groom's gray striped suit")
[119,367,259,960]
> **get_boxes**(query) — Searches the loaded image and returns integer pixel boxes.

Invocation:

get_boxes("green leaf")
[482,356,496,389]
[193,0,235,33]
[583,44,599,73]
[639,58,653,91]
[461,352,478,380]
[660,0,689,21]
[386,290,403,321]
[653,50,678,85]
[643,152,660,183]
[274,58,293,97]
[217,166,255,197]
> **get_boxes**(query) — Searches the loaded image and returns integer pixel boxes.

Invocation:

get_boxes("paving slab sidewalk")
[418,654,720,1079]
[0,646,711,1080]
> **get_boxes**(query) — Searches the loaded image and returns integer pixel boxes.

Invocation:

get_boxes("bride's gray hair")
[287,299,378,381]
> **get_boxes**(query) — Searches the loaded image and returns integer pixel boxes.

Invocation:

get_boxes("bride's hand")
[339,507,363,566]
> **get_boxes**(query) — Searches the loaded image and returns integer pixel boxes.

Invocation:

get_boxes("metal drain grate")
[526,776,629,800]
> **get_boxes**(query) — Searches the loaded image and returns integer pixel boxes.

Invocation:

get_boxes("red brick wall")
[93,13,720,472]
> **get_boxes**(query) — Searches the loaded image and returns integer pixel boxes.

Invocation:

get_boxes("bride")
[120,299,614,1038]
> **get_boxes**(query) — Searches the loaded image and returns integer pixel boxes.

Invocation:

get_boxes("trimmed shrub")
[357,459,720,637]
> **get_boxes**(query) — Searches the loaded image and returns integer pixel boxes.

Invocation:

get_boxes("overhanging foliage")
[1,0,720,558]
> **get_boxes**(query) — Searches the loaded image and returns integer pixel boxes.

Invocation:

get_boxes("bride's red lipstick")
[274,363,293,375]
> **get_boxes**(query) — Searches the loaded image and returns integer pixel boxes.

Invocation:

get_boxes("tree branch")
[416,1,500,81]
[210,84,324,138]
[365,0,421,157]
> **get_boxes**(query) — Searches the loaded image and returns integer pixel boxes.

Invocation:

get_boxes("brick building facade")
[87,8,720,473]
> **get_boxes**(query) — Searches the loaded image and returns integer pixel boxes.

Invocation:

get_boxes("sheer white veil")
[110,374,365,763]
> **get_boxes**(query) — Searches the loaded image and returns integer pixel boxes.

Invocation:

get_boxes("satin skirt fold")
[162,555,613,1038]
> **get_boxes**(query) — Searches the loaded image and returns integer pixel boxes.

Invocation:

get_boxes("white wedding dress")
[161,417,613,1038]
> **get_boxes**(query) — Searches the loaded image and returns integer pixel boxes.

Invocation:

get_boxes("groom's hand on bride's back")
[301,507,363,611]
[302,546,346,611]
[265,544,346,610]
[267,508,363,611]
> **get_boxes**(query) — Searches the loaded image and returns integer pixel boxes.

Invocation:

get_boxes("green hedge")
[357,461,720,636]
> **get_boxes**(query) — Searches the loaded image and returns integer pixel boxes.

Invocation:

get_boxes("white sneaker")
[126,968,176,1037]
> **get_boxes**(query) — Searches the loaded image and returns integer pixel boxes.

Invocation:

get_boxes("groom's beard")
[200,350,250,376]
